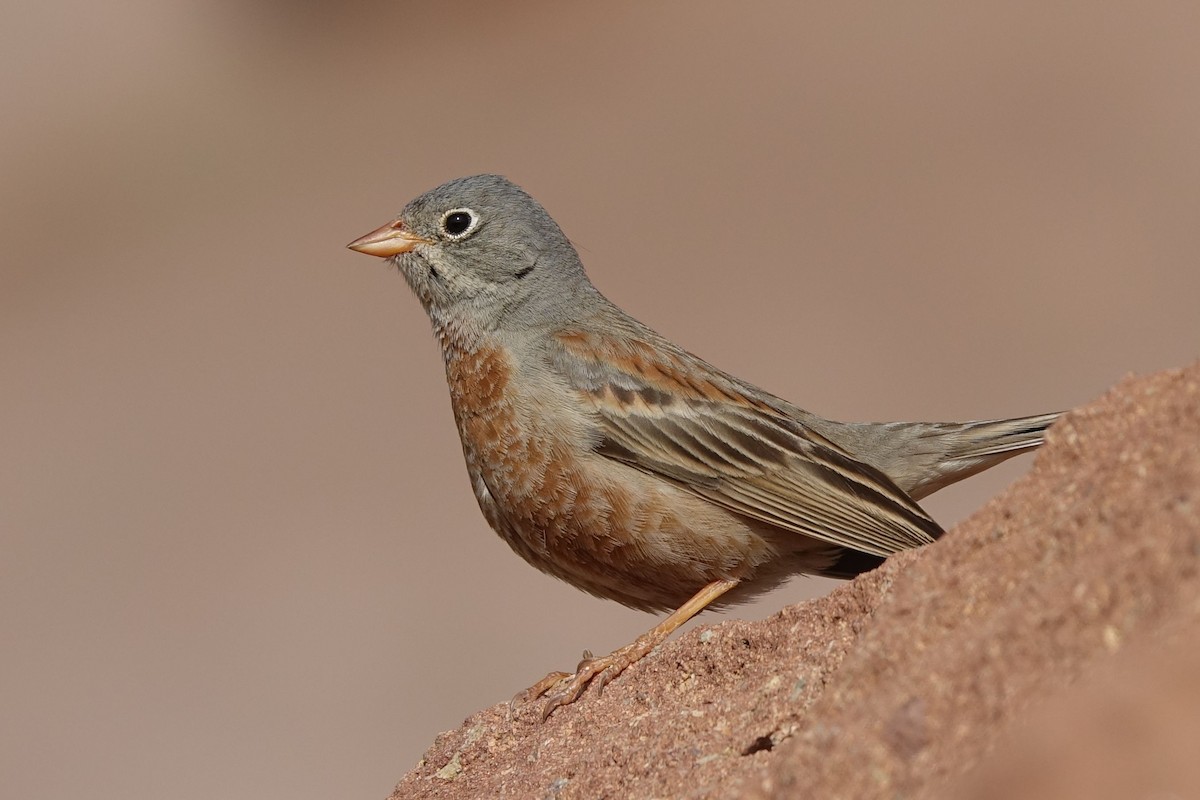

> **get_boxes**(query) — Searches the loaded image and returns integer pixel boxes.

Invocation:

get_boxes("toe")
[593,663,623,695]
[510,670,572,712]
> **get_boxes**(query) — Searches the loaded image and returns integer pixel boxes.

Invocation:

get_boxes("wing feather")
[554,328,941,557]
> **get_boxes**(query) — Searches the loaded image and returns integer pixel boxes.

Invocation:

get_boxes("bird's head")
[349,174,592,333]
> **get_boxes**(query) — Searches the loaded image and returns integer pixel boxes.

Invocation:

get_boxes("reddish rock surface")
[391,364,1200,800]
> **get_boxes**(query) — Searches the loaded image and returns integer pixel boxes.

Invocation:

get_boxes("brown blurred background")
[3,2,1198,798]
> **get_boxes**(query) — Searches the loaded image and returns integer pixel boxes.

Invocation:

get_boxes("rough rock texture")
[391,364,1200,800]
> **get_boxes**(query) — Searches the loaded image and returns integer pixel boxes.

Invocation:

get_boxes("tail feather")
[899,411,1062,499]
[944,412,1063,460]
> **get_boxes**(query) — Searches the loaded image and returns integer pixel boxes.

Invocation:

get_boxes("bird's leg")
[511,578,739,720]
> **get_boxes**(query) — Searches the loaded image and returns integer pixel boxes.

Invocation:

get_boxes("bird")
[347,174,1061,719]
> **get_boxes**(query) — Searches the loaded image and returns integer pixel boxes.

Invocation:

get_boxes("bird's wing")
[552,328,942,556]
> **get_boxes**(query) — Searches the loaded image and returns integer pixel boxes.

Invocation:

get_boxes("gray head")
[348,174,594,331]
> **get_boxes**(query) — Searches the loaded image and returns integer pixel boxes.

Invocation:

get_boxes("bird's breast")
[440,338,585,543]
[441,339,603,544]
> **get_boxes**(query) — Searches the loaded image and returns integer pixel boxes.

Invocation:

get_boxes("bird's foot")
[508,579,740,721]
[510,634,662,721]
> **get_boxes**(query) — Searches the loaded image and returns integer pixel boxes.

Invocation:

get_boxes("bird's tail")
[881,411,1063,500]
[947,411,1061,457]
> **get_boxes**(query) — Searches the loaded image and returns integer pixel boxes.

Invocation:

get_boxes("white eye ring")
[440,208,480,239]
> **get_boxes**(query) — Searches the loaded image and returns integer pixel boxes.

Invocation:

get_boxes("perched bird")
[348,174,1060,718]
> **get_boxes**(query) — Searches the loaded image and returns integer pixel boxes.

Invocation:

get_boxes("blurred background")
[3,2,1199,798]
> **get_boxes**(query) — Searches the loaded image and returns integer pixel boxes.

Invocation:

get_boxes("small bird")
[348,174,1060,718]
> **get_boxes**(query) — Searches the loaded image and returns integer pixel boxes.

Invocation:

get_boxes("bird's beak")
[346,219,432,257]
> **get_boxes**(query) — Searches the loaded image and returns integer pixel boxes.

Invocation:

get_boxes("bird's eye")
[440,208,479,238]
